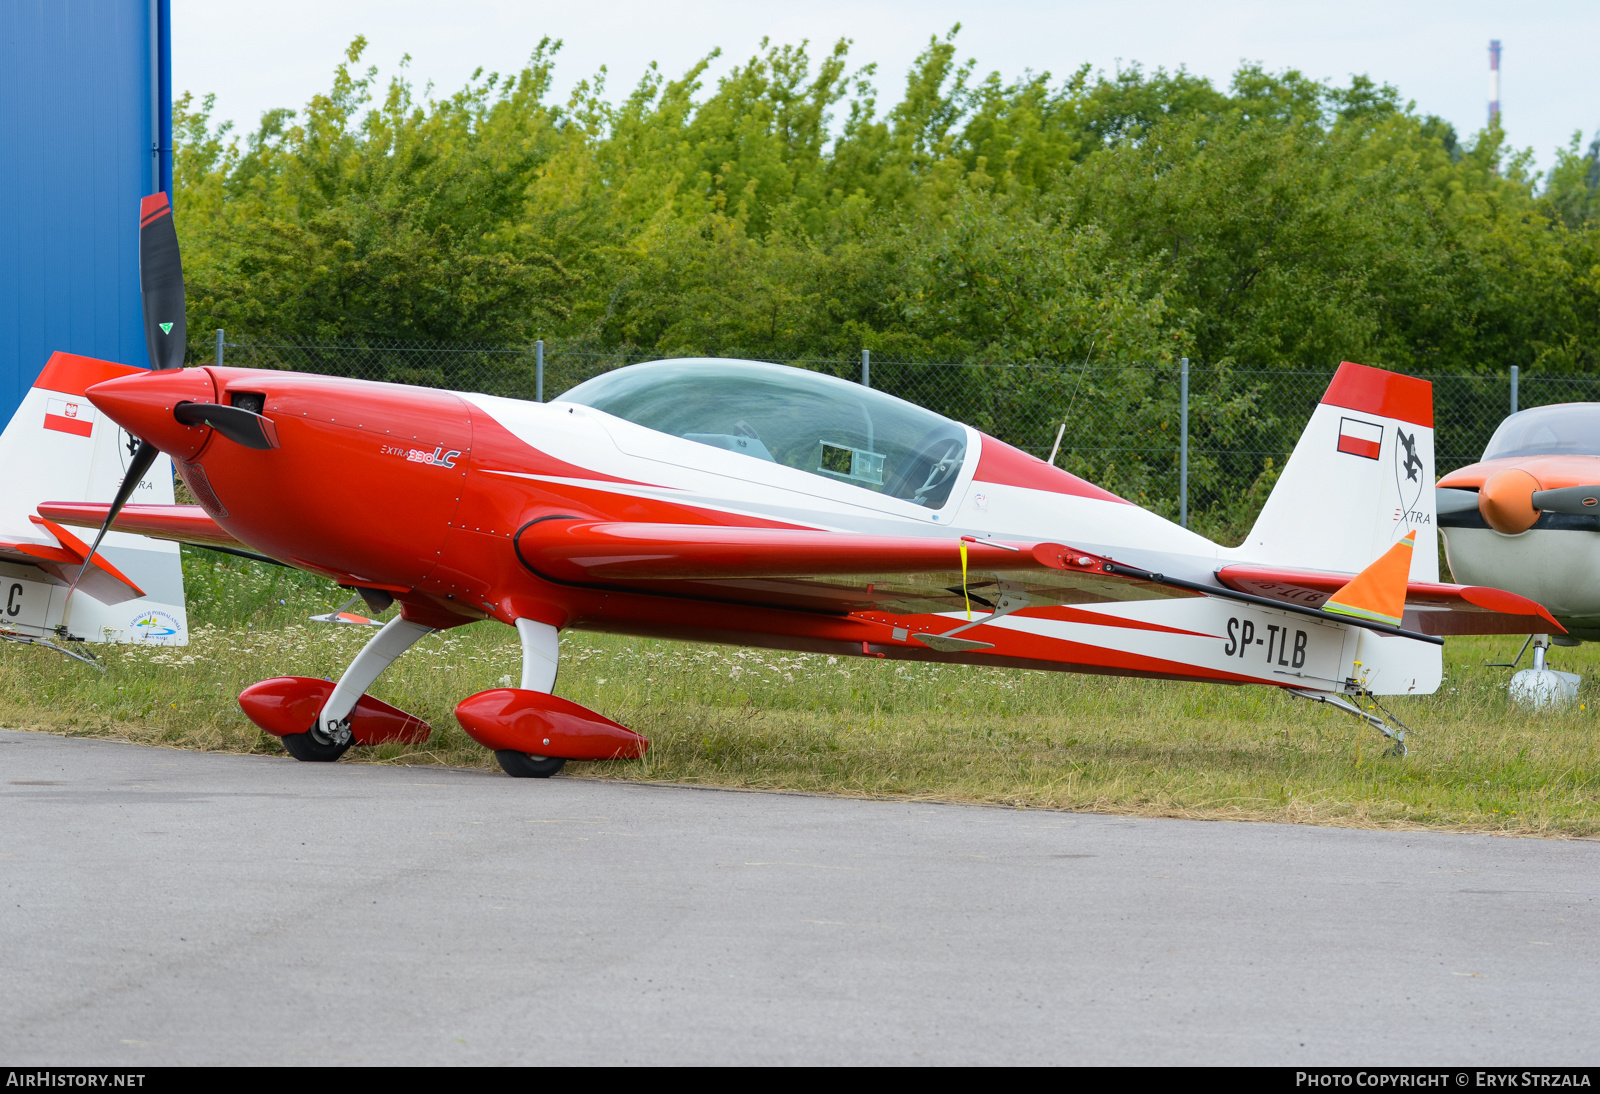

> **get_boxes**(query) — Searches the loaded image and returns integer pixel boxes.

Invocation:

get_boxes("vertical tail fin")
[1239,362,1437,582]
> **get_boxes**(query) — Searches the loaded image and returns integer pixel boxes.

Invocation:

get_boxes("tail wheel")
[281,725,353,762]
[495,751,566,778]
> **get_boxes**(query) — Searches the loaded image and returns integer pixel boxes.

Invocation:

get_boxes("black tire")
[281,728,353,762]
[495,751,567,778]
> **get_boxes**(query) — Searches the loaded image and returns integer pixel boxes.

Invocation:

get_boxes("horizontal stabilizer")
[1217,563,1562,636]
[38,502,247,551]
[0,516,146,605]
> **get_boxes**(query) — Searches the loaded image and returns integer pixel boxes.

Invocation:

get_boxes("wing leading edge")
[37,502,246,551]
[513,519,1200,616]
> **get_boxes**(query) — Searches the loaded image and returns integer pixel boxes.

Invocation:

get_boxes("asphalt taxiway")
[1,728,1595,1064]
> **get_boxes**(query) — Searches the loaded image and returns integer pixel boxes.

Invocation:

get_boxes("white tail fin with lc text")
[0,352,188,645]
[1241,361,1437,582]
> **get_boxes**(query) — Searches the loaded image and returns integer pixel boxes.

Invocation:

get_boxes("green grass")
[2,548,1597,836]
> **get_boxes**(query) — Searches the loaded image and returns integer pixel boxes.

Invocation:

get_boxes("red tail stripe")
[1322,361,1433,428]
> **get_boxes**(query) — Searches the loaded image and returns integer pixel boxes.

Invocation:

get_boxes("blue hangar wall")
[0,0,172,426]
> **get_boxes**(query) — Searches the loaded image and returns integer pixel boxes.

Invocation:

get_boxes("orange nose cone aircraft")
[1437,404,1600,647]
[1435,401,1600,701]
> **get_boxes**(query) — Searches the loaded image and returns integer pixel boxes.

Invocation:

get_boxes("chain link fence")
[197,333,1600,537]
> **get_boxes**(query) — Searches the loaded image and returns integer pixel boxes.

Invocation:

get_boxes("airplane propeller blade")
[65,193,189,616]
[139,193,186,371]
[67,439,160,610]
[173,402,279,450]
[1531,485,1600,515]
[1435,487,1480,515]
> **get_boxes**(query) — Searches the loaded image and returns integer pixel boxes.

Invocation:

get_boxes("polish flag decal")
[44,397,96,438]
[1336,417,1382,460]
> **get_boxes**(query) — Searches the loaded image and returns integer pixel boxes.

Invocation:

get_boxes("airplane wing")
[1216,563,1561,636]
[37,502,248,551]
[515,520,1198,616]
[517,523,1467,644]
[0,516,146,606]
[523,521,1094,580]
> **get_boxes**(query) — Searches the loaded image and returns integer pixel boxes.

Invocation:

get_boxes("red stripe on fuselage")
[500,585,1278,687]
[1013,604,1218,638]
[462,411,820,530]
[972,434,1129,503]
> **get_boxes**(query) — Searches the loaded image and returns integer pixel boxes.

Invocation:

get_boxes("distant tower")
[1488,39,1502,125]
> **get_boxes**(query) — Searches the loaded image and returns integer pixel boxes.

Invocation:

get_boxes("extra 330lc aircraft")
[39,195,1562,776]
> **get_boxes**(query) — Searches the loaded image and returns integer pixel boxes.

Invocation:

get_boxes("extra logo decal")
[1396,428,1423,484]
[115,427,159,492]
[159,322,174,334]
[384,444,461,468]
[1392,425,1428,533]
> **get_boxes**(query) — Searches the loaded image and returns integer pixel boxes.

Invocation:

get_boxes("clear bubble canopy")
[559,358,969,508]
[1483,403,1600,460]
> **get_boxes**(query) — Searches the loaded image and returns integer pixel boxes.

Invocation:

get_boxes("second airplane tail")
[0,352,189,645]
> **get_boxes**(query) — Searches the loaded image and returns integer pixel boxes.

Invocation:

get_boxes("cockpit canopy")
[559,358,969,508]
[1482,403,1600,461]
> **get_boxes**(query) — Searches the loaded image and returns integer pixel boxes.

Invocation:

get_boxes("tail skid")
[1289,689,1411,756]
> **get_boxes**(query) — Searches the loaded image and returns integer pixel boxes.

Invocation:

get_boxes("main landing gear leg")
[283,617,436,762]
[495,619,566,778]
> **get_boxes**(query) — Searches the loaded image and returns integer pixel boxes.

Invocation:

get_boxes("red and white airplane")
[37,196,1561,775]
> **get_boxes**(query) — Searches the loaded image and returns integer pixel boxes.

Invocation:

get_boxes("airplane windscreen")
[1482,404,1600,460]
[559,358,969,508]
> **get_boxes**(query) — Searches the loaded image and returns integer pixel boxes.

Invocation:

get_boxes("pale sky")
[173,0,1599,178]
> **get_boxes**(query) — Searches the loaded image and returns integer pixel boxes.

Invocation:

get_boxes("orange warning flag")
[1324,531,1416,627]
